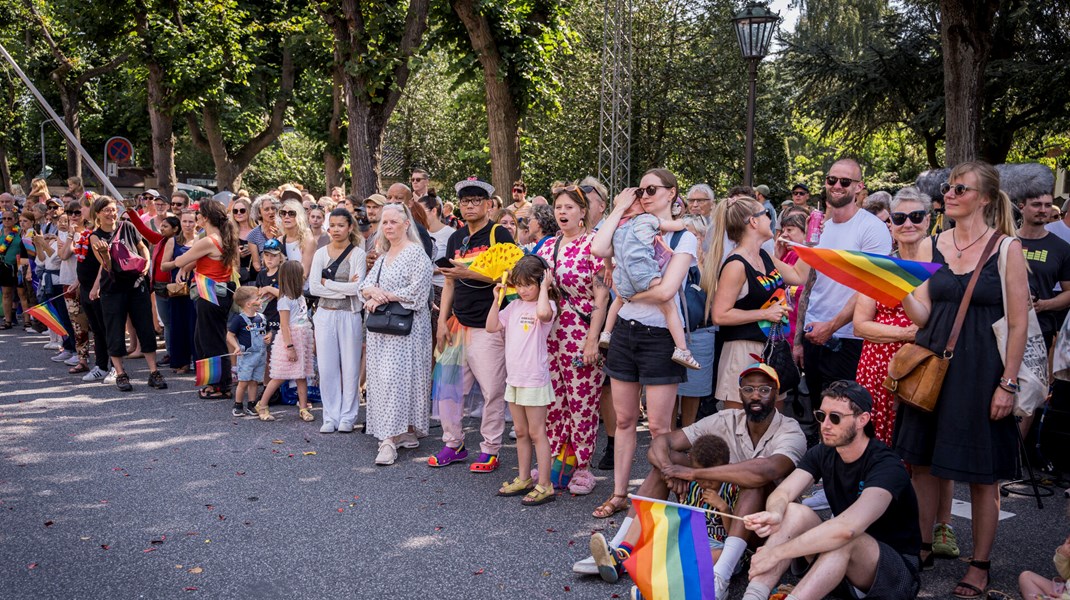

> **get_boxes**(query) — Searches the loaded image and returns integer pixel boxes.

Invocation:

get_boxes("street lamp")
[733,2,779,188]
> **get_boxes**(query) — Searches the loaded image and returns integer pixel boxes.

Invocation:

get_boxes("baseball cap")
[454,177,495,199]
[821,380,873,413]
[754,184,770,197]
[363,193,387,206]
[279,185,303,202]
[739,362,779,389]
[263,239,284,254]
[791,183,810,193]
[144,189,161,199]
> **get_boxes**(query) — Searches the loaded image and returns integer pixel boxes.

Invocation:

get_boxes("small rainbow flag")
[27,300,67,337]
[791,244,941,307]
[194,273,219,305]
[195,355,224,386]
[623,495,717,600]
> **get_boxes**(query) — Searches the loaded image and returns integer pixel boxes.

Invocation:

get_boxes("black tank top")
[717,249,785,343]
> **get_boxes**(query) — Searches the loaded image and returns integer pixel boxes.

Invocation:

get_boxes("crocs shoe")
[428,443,468,467]
[932,523,960,558]
[469,453,499,473]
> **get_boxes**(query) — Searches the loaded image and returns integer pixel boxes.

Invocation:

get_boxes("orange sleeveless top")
[195,236,233,282]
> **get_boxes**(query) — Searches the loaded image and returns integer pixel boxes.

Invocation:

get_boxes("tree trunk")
[0,144,11,193]
[940,0,998,166]
[324,53,346,191]
[345,92,385,198]
[924,133,941,169]
[146,62,177,198]
[451,0,521,196]
[59,87,82,180]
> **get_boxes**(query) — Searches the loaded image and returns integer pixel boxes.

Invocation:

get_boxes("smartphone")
[435,257,454,268]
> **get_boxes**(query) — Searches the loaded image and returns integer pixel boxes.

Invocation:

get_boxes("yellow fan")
[468,242,525,280]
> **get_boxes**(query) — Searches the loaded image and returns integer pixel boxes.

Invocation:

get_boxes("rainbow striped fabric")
[195,356,224,387]
[194,273,219,305]
[791,244,941,307]
[623,495,716,600]
[27,301,67,337]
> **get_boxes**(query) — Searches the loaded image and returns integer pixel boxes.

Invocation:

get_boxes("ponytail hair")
[699,196,766,318]
[948,160,1016,237]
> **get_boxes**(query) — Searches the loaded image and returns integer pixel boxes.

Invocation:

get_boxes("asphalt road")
[1,327,1066,599]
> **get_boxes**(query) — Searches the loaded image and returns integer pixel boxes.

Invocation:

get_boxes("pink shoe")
[568,468,596,495]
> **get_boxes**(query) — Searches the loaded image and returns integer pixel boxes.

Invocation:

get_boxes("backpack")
[668,230,711,332]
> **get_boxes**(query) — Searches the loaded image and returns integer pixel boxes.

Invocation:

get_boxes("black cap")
[823,380,873,413]
[791,183,810,193]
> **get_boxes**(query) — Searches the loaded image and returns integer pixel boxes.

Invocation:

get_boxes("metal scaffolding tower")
[598,0,633,198]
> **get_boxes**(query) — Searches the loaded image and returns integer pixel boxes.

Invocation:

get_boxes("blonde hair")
[376,203,422,253]
[699,196,766,317]
[948,161,1016,236]
[279,199,311,244]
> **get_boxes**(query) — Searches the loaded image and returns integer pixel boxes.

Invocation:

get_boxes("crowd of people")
[2,158,1068,600]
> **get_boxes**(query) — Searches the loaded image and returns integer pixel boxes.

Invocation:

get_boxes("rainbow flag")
[27,301,67,337]
[791,244,941,307]
[194,273,219,305]
[623,495,717,600]
[195,356,224,386]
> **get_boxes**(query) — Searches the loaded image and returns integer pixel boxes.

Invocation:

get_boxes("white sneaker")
[396,432,419,449]
[375,441,397,466]
[509,427,517,440]
[802,487,830,511]
[64,354,82,366]
[103,368,117,384]
[43,342,60,351]
[82,366,107,382]
[50,350,74,363]
[572,555,599,575]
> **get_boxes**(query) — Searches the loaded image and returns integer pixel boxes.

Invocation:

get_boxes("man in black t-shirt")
[1017,194,1070,347]
[430,177,515,473]
[741,381,921,600]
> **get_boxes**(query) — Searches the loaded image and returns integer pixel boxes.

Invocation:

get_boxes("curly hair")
[689,434,729,469]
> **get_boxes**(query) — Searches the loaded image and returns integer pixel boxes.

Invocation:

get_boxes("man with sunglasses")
[1017,193,1070,349]
[793,159,892,446]
[410,169,430,199]
[430,177,515,473]
[510,180,531,219]
[790,183,810,209]
[741,380,921,600]
[581,363,805,598]
[169,191,190,213]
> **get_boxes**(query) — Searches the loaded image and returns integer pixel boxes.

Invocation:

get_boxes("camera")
[354,206,370,232]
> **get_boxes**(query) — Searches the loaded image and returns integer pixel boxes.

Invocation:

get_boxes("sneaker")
[630,586,644,600]
[115,373,133,392]
[671,347,701,370]
[396,432,419,448]
[428,443,468,468]
[572,555,599,575]
[64,354,82,366]
[50,350,74,362]
[231,404,244,417]
[590,532,624,583]
[598,330,612,349]
[508,427,517,440]
[82,366,107,382]
[158,354,170,367]
[375,441,398,466]
[319,421,337,434]
[337,421,354,433]
[44,342,61,351]
[242,406,257,418]
[802,487,830,511]
[932,523,960,558]
[103,368,117,384]
[147,370,167,389]
[469,453,499,473]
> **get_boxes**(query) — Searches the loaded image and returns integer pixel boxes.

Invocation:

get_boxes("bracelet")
[999,377,1020,392]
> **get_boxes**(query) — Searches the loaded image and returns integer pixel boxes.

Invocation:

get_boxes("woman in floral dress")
[536,186,609,495]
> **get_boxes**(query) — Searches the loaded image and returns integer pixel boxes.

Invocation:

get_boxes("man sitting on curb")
[576,362,806,598]
[741,380,921,600]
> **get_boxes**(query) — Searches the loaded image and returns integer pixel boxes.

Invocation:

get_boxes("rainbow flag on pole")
[195,355,224,386]
[194,273,219,305]
[623,495,717,600]
[27,300,67,337]
[791,244,941,307]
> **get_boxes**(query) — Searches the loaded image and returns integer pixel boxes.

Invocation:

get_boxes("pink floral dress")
[856,301,913,445]
[537,233,606,470]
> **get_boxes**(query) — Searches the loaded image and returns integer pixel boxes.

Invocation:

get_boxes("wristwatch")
[999,377,1020,393]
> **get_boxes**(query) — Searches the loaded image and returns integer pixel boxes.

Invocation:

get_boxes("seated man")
[741,381,922,600]
[577,363,806,598]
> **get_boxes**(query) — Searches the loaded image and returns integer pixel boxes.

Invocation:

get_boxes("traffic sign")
[105,136,133,164]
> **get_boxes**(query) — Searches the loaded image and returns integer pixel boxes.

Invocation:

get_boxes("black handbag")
[762,322,800,391]
[364,258,413,336]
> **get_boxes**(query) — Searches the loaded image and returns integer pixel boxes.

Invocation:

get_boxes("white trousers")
[313,309,363,426]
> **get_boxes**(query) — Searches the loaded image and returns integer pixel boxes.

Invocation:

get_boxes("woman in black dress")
[897,161,1028,599]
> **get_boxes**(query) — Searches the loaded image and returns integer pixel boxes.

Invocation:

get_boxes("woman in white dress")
[361,203,434,466]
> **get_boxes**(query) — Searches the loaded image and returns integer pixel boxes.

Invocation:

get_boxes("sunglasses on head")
[825,176,858,188]
[940,182,978,197]
[634,185,670,198]
[232,208,247,215]
[890,210,927,226]
[813,409,857,425]
[279,209,298,217]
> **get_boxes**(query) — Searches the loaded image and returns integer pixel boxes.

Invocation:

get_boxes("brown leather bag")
[882,233,1002,412]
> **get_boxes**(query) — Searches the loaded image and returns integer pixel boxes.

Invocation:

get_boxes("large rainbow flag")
[194,273,219,305]
[195,355,225,386]
[623,495,717,600]
[27,300,67,337]
[791,244,941,307]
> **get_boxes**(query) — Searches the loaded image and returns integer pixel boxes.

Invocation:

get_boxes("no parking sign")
[105,136,133,164]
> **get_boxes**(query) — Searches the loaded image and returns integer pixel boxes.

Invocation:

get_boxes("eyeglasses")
[825,176,858,188]
[940,182,978,197]
[688,197,711,203]
[232,208,247,215]
[890,210,927,226]
[740,385,775,397]
[792,191,808,196]
[634,185,671,198]
[458,197,486,207]
[813,409,857,425]
[279,209,298,217]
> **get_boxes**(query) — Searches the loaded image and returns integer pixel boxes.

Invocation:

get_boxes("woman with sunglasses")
[57,201,93,373]
[897,161,1027,599]
[0,209,30,330]
[589,168,697,517]
[274,199,316,280]
[230,197,261,285]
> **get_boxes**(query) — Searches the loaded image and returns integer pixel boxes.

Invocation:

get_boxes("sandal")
[256,404,275,422]
[592,493,629,518]
[521,484,556,506]
[0,321,12,330]
[298,407,315,422]
[951,559,990,599]
[498,476,534,497]
[68,363,89,374]
[198,386,231,400]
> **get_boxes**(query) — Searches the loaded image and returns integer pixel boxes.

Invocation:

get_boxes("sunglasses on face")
[813,409,857,425]
[411,177,425,183]
[65,209,79,215]
[825,176,858,188]
[232,208,247,215]
[751,210,768,221]
[940,182,978,197]
[634,185,670,198]
[512,187,524,194]
[792,191,807,196]
[279,210,298,217]
[890,210,927,226]
[740,385,774,397]
[171,202,185,208]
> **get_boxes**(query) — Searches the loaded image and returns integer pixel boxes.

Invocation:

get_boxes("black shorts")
[603,317,686,386]
[791,538,920,600]
[0,263,17,288]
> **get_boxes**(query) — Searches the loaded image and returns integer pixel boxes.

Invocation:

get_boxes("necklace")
[0,225,20,255]
[952,226,990,258]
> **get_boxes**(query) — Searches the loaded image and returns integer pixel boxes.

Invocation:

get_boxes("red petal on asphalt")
[183,587,198,591]
[218,515,225,521]
[44,521,54,527]
[567,540,575,547]
[564,586,571,592]
[205,505,214,510]
[473,569,484,575]
[434,526,443,531]
[28,563,37,569]
[612,595,620,598]
[546,528,556,533]
[143,548,156,553]
[235,472,245,476]
[101,545,110,550]
[337,508,344,513]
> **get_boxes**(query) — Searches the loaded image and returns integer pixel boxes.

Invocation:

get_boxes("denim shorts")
[237,349,266,382]
[603,317,686,385]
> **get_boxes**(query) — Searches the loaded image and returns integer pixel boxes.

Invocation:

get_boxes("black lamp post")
[733,2,779,188]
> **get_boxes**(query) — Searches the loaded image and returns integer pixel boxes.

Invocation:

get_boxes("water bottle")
[806,209,824,245]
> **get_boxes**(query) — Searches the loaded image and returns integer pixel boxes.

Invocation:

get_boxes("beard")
[823,425,857,448]
[746,400,776,423]
[825,191,855,209]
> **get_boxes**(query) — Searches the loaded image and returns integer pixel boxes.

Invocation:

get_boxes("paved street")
[1,328,1066,599]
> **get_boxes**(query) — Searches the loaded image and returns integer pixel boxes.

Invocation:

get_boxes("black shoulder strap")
[669,229,684,249]
[326,243,354,276]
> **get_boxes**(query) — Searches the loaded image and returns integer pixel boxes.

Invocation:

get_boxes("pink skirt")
[269,324,315,381]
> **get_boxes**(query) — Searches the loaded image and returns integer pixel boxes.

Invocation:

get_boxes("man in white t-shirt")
[792,159,892,442]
